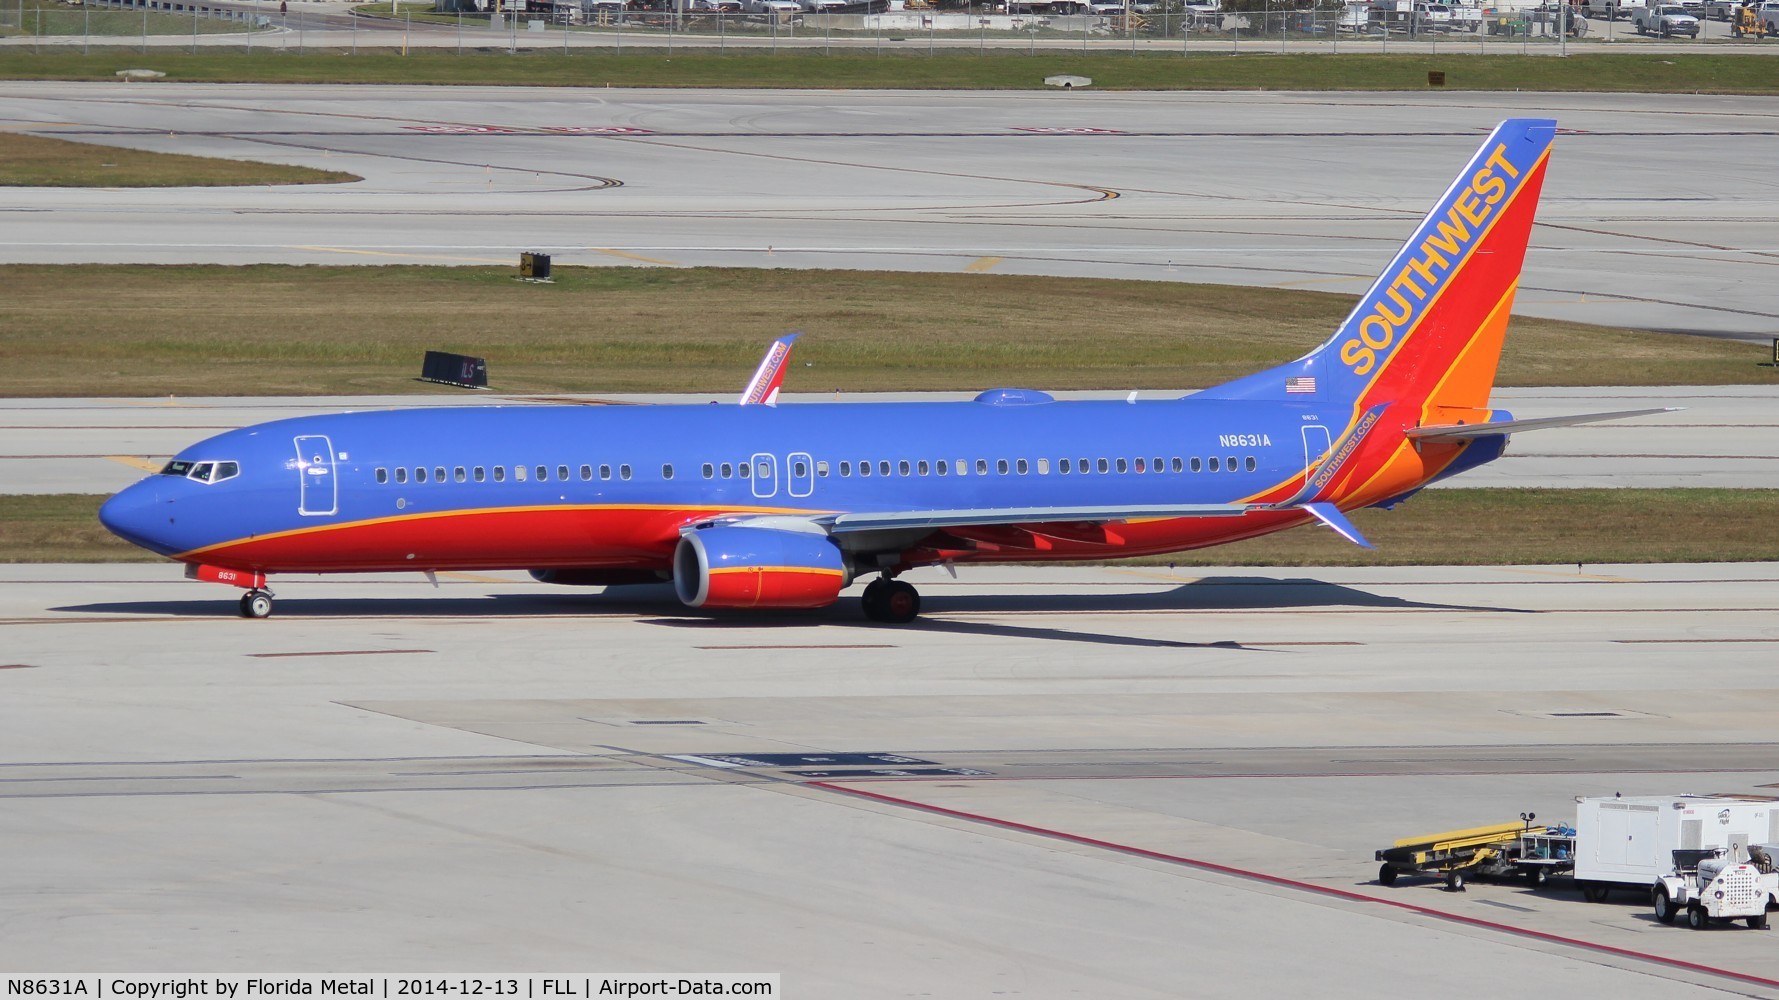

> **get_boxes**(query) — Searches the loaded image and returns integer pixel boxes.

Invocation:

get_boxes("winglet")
[739,333,800,407]
[1304,502,1374,549]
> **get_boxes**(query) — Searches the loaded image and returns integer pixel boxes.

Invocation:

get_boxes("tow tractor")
[1376,813,1575,891]
[1653,846,1778,929]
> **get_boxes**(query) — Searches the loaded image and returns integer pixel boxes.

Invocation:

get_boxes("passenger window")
[580,465,592,481]
[536,465,548,482]
[1036,458,1049,475]
[1117,459,1129,474]
[757,461,773,479]
[1016,459,1029,475]
[721,462,734,478]
[1246,456,1258,472]
[935,460,948,477]
[1154,457,1164,474]
[416,467,428,484]
[857,461,870,478]
[916,460,928,476]
[1191,457,1202,473]
[975,459,988,475]
[739,463,751,479]
[816,461,830,477]
[702,463,715,479]
[1172,457,1183,473]
[493,466,505,483]
[1227,454,1237,471]
[515,466,528,483]
[795,460,809,478]
[1060,459,1072,475]
[996,459,1009,475]
[395,467,408,485]
[1135,458,1146,474]
[555,465,568,481]
[1209,457,1220,472]
[620,464,633,481]
[899,460,911,477]
[840,461,851,477]
[662,464,674,480]
[954,459,967,476]
[878,461,891,477]
[454,467,467,483]
[474,467,486,483]
[376,468,389,484]
[435,467,446,483]
[1097,459,1109,474]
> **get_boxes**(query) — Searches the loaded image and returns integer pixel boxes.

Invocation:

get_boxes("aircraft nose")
[99,482,176,555]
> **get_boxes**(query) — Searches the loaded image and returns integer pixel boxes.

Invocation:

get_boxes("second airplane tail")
[1197,118,1556,428]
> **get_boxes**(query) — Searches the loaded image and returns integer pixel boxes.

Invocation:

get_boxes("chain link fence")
[0,0,1665,52]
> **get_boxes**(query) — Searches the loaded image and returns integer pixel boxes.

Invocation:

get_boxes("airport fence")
[0,0,1670,53]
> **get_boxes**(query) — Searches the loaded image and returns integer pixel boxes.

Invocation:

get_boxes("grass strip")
[0,265,1766,397]
[1,51,1778,93]
[11,489,1776,565]
[0,132,360,186]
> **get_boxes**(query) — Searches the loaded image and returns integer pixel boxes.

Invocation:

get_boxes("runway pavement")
[4,83,1778,991]
[3,561,1779,993]
[2,85,1778,337]
[2,386,1772,495]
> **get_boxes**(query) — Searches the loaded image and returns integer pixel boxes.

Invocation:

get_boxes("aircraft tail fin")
[1196,119,1556,422]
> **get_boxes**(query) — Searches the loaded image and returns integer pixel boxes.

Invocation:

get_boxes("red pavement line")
[810,780,1779,992]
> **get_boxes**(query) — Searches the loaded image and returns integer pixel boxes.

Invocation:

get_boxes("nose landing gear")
[860,576,920,624]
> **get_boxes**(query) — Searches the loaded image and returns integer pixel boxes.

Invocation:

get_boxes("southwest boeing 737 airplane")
[100,119,1668,623]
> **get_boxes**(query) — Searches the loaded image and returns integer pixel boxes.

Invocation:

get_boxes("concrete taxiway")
[4,385,1775,495]
[2,86,1777,337]
[3,561,1779,994]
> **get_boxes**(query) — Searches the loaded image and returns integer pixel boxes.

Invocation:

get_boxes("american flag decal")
[1285,376,1316,394]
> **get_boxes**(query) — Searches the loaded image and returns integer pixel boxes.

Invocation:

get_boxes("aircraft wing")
[738,333,799,407]
[1407,407,1681,442]
[819,503,1250,533]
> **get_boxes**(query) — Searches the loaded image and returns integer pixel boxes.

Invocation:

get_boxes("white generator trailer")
[1652,846,1777,929]
[1574,795,1779,902]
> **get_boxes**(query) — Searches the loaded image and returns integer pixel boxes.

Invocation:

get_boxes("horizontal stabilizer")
[1303,502,1373,549]
[822,503,1250,533]
[1407,407,1681,442]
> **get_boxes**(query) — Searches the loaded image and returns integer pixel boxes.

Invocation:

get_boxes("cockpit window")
[161,459,240,484]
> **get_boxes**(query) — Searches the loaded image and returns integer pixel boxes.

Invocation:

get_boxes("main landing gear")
[860,576,920,624]
[238,589,273,619]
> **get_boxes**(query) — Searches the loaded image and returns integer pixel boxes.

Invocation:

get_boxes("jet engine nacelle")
[673,525,849,609]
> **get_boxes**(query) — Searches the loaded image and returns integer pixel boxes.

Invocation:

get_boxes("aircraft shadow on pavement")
[54,575,1522,623]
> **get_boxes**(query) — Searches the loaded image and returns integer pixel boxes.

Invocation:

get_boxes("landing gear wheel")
[1378,864,1398,887]
[1654,886,1677,924]
[1445,870,1467,892]
[1687,904,1708,930]
[239,590,272,619]
[861,578,920,623]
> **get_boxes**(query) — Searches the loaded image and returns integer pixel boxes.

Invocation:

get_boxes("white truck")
[1573,795,1779,902]
[1633,0,1701,31]
[1653,846,1778,929]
